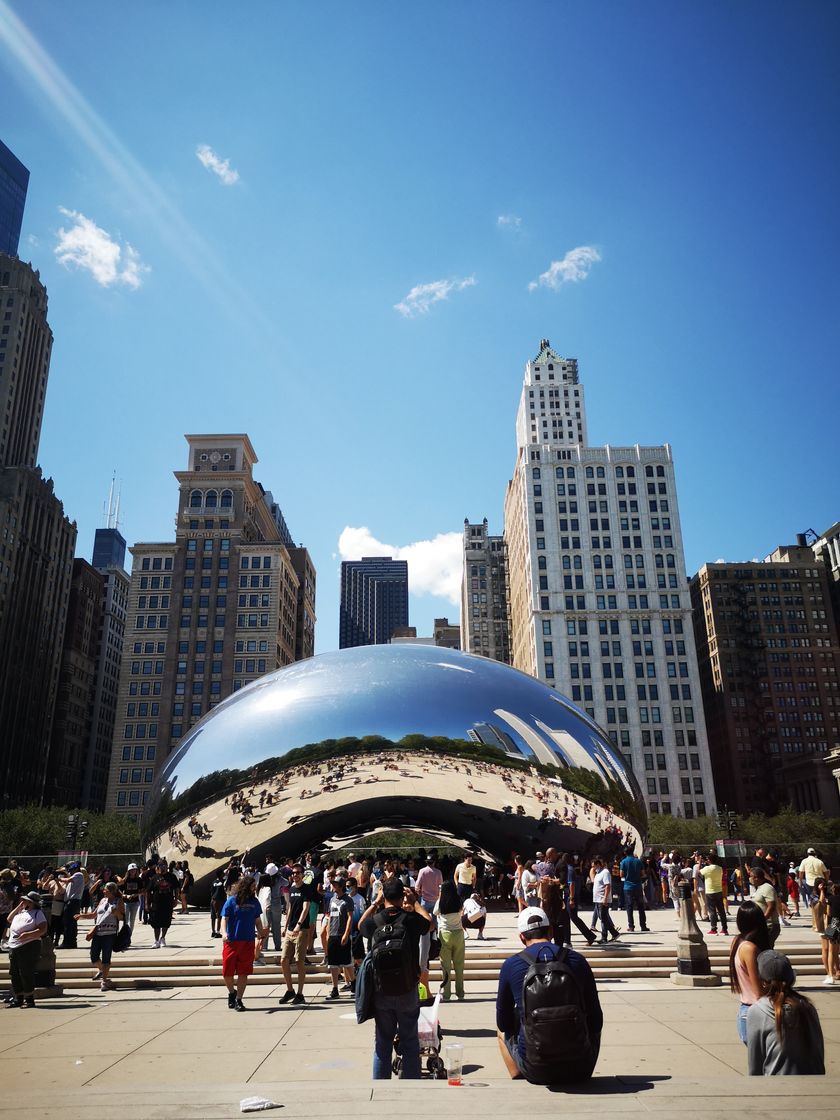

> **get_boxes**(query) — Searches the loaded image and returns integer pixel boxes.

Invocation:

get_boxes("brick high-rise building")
[461,519,510,662]
[503,340,716,819]
[47,559,103,807]
[105,435,316,815]
[691,542,840,816]
[0,254,75,807]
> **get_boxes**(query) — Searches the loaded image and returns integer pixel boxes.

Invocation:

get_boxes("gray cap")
[757,950,796,985]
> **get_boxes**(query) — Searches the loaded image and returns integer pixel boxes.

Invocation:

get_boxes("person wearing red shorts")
[220,876,264,1012]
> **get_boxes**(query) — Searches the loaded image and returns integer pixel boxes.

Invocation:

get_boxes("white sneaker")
[821,976,835,985]
[153,938,161,948]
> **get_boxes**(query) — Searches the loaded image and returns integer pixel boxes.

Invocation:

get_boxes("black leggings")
[9,940,41,995]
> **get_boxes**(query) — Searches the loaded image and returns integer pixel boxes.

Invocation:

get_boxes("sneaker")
[279,990,295,1004]
[326,988,339,1001]
[100,980,115,992]
[228,991,237,1009]
[640,927,650,933]
[23,996,35,1008]
[822,977,835,985]
[92,970,102,981]
[5,997,20,1008]
[709,929,718,935]
[153,938,161,948]
[349,981,356,995]
[340,982,352,991]
[292,992,305,1005]
[610,930,621,942]
[235,997,245,1011]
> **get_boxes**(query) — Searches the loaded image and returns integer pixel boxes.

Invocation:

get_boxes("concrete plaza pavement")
[1,905,838,1116]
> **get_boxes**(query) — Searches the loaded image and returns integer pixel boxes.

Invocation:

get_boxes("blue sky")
[2,1,838,652]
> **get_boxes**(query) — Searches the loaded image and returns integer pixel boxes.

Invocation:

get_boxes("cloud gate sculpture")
[144,645,646,899]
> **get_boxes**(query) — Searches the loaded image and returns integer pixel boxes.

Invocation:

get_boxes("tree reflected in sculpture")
[143,646,647,900]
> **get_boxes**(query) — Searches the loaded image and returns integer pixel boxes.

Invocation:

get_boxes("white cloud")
[26,233,40,247]
[528,245,601,291]
[497,213,522,230]
[196,144,239,186]
[54,208,149,288]
[394,275,476,318]
[338,526,463,605]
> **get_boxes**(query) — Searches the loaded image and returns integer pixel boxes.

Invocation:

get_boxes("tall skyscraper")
[105,434,316,815]
[47,558,103,807]
[0,254,76,807]
[339,556,408,648]
[691,541,840,816]
[461,519,510,662]
[0,140,29,257]
[503,340,716,819]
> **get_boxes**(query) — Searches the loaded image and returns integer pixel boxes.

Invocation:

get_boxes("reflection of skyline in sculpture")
[143,645,646,900]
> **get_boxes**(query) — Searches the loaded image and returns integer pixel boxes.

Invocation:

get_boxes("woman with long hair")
[512,854,526,912]
[434,880,466,1001]
[746,950,824,1075]
[819,881,840,985]
[118,863,142,932]
[730,901,771,1044]
[220,875,265,1011]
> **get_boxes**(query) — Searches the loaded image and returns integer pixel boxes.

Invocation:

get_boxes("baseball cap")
[517,906,551,935]
[127,863,138,871]
[807,848,816,855]
[264,863,279,876]
[757,949,796,985]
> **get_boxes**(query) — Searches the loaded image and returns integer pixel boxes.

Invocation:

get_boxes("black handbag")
[114,920,132,952]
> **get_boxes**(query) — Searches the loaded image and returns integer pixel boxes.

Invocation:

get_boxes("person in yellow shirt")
[700,852,728,935]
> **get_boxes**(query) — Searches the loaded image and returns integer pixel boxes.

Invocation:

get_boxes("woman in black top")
[147,862,179,948]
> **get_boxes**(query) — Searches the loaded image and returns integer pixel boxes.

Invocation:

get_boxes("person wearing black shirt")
[359,876,430,1079]
[146,862,179,948]
[278,864,315,1005]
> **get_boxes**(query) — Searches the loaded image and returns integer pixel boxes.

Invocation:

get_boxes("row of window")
[188,489,233,508]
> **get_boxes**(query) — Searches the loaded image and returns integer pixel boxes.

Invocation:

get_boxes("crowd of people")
[0,840,835,1082]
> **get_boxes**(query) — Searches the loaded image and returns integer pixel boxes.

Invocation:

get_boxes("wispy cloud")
[196,144,239,186]
[0,3,273,339]
[338,526,463,605]
[497,213,522,230]
[528,246,601,291]
[55,208,149,288]
[394,275,476,318]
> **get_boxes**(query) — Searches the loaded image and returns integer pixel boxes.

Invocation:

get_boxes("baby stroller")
[392,991,446,1078]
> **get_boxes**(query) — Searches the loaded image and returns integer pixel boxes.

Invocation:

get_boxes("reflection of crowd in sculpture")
[168,749,634,862]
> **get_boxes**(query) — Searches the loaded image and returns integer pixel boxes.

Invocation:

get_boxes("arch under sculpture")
[143,645,647,901]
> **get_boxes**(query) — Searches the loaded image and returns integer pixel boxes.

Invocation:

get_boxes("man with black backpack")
[496,906,602,1084]
[358,876,431,1078]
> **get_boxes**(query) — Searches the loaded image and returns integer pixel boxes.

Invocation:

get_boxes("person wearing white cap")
[495,905,602,1084]
[118,864,142,932]
[798,848,829,913]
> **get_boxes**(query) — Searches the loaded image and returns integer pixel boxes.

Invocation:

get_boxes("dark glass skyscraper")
[339,556,409,648]
[0,140,29,257]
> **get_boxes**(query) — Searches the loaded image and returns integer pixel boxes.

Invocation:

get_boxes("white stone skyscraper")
[504,340,716,819]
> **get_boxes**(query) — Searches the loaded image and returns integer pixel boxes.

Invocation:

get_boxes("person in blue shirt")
[220,876,264,1012]
[496,906,602,1084]
[619,849,649,933]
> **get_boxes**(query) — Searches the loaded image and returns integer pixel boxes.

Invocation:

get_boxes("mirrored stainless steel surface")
[144,645,646,898]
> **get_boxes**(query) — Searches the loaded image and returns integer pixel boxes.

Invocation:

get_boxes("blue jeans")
[623,885,646,930]
[737,1002,749,1044]
[372,988,421,1079]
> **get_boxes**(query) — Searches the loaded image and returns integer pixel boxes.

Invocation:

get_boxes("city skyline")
[1,3,838,652]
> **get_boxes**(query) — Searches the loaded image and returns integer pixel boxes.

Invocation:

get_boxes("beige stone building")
[105,435,316,815]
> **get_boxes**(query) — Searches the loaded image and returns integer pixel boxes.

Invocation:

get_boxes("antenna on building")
[104,473,123,530]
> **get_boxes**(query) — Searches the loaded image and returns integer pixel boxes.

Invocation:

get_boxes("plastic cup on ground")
[445,1042,463,1085]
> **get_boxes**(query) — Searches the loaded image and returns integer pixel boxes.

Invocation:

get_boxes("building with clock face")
[104,435,316,816]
